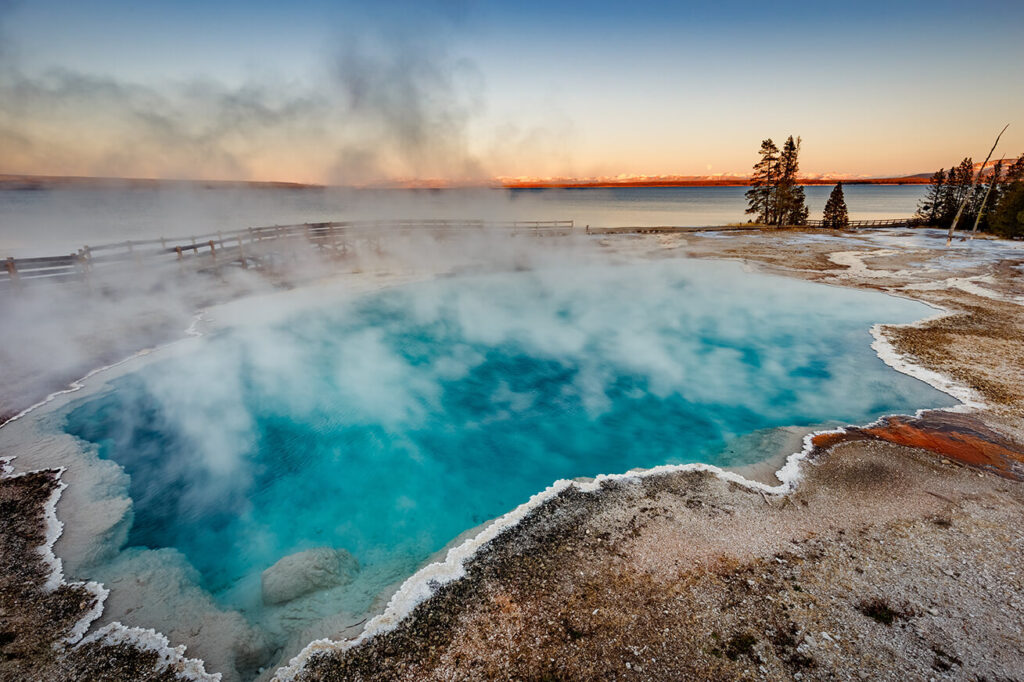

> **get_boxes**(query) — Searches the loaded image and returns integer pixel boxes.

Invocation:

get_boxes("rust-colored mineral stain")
[810,431,858,450]
[811,413,1024,481]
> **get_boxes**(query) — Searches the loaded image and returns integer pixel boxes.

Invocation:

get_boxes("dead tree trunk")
[947,124,1009,246]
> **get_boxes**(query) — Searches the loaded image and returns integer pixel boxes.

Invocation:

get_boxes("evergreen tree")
[915,169,946,224]
[990,153,1024,239]
[990,182,1024,239]
[745,139,780,224]
[775,136,808,225]
[917,153,1024,235]
[821,182,849,229]
[914,158,980,228]
[946,157,977,224]
[972,160,1003,233]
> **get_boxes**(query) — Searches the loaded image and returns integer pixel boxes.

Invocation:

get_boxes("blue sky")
[2,0,1022,182]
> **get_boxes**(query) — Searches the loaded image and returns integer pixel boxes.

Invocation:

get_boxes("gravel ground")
[0,468,200,681]
[292,442,1024,681]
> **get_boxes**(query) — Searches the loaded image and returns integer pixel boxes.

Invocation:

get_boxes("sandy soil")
[2,226,1023,681]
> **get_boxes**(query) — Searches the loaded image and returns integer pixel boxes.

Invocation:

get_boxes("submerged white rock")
[261,548,359,605]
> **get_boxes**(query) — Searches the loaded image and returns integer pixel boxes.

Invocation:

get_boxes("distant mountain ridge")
[902,158,1022,180]
[0,170,961,191]
[497,174,930,188]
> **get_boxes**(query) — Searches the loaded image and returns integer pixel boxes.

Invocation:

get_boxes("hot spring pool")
[60,257,955,669]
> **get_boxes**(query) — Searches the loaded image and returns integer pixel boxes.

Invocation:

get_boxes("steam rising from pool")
[61,258,954,677]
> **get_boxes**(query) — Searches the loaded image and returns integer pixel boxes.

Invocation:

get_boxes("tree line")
[916,154,1024,238]
[744,136,809,226]
[742,133,1024,238]
[744,136,850,228]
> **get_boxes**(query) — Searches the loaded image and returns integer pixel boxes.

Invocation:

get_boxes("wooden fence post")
[238,236,247,269]
[5,257,18,287]
[208,240,217,262]
[75,250,92,290]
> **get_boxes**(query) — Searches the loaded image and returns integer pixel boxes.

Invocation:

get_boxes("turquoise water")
[62,258,954,640]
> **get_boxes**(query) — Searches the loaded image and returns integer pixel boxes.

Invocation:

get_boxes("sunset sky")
[1,0,1022,185]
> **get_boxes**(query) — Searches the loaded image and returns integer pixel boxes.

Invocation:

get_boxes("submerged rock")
[261,548,359,605]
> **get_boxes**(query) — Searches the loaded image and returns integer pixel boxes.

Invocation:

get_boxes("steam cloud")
[0,226,601,682]
[0,3,490,184]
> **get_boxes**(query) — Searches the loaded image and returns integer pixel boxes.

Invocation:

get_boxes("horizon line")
[0,172,939,191]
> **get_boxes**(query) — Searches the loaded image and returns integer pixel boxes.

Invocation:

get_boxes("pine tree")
[915,169,946,224]
[991,153,1024,238]
[945,157,977,225]
[775,136,808,226]
[745,139,780,224]
[914,159,980,229]
[917,152,1024,235]
[821,182,849,229]
[971,160,1003,234]
[990,182,1024,238]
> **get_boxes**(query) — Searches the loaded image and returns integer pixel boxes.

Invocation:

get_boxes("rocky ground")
[2,226,1023,681]
[0,466,211,681]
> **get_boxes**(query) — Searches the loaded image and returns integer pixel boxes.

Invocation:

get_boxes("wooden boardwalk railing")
[587,218,923,235]
[1,216,927,292]
[1,219,575,292]
[804,218,922,229]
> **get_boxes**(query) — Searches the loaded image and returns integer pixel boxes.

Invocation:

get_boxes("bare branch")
[946,124,1009,246]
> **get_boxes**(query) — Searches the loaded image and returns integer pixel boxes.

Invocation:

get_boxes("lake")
[0,184,927,257]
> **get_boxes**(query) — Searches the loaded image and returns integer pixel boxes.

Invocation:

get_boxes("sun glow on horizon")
[0,1,1021,185]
